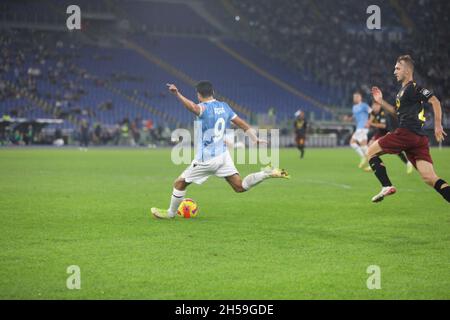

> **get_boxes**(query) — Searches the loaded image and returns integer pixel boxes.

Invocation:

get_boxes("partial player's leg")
[225,174,246,193]
[367,140,396,202]
[350,130,368,168]
[359,139,368,162]
[225,166,290,193]
[296,136,305,159]
[363,137,377,171]
[216,151,290,193]
[168,177,190,215]
[398,152,408,164]
[151,177,190,219]
[358,139,370,170]
[350,136,365,165]
[416,160,450,203]
[152,157,211,219]
[398,152,414,174]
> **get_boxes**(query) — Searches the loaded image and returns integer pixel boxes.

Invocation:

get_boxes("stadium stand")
[226,0,450,107]
[131,34,333,121]
[119,0,219,35]
[1,0,448,146]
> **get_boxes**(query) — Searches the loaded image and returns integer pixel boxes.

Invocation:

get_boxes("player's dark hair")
[196,81,214,98]
[397,55,415,71]
[353,90,362,96]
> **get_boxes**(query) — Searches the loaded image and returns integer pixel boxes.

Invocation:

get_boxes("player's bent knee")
[173,177,188,190]
[367,143,380,159]
[230,182,246,193]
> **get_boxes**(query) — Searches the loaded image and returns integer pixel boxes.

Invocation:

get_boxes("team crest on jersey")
[421,88,431,98]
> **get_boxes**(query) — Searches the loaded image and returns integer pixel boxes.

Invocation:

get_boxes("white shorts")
[180,152,239,185]
[352,128,369,143]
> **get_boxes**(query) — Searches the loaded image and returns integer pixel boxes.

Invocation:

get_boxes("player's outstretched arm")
[429,96,447,142]
[231,116,267,145]
[166,83,202,116]
[371,87,397,116]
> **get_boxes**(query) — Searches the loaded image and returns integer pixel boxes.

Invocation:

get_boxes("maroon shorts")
[378,128,432,167]
[370,131,387,143]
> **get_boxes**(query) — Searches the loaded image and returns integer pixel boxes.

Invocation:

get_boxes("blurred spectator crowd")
[230,0,450,109]
[0,29,173,147]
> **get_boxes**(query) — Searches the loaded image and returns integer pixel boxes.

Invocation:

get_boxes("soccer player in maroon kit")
[365,101,414,174]
[368,55,449,203]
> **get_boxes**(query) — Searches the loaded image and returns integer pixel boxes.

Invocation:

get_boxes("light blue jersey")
[195,99,237,162]
[352,102,370,129]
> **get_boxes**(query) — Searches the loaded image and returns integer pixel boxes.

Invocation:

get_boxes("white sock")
[351,142,364,158]
[242,171,271,191]
[360,145,368,157]
[168,188,186,218]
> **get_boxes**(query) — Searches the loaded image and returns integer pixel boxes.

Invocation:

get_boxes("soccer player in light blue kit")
[350,91,371,169]
[151,81,289,219]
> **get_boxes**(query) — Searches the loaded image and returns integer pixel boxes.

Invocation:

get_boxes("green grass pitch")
[0,147,449,299]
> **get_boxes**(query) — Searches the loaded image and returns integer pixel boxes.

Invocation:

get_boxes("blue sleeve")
[225,103,237,121]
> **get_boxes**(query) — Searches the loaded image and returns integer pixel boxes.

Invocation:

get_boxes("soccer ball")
[177,198,199,218]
